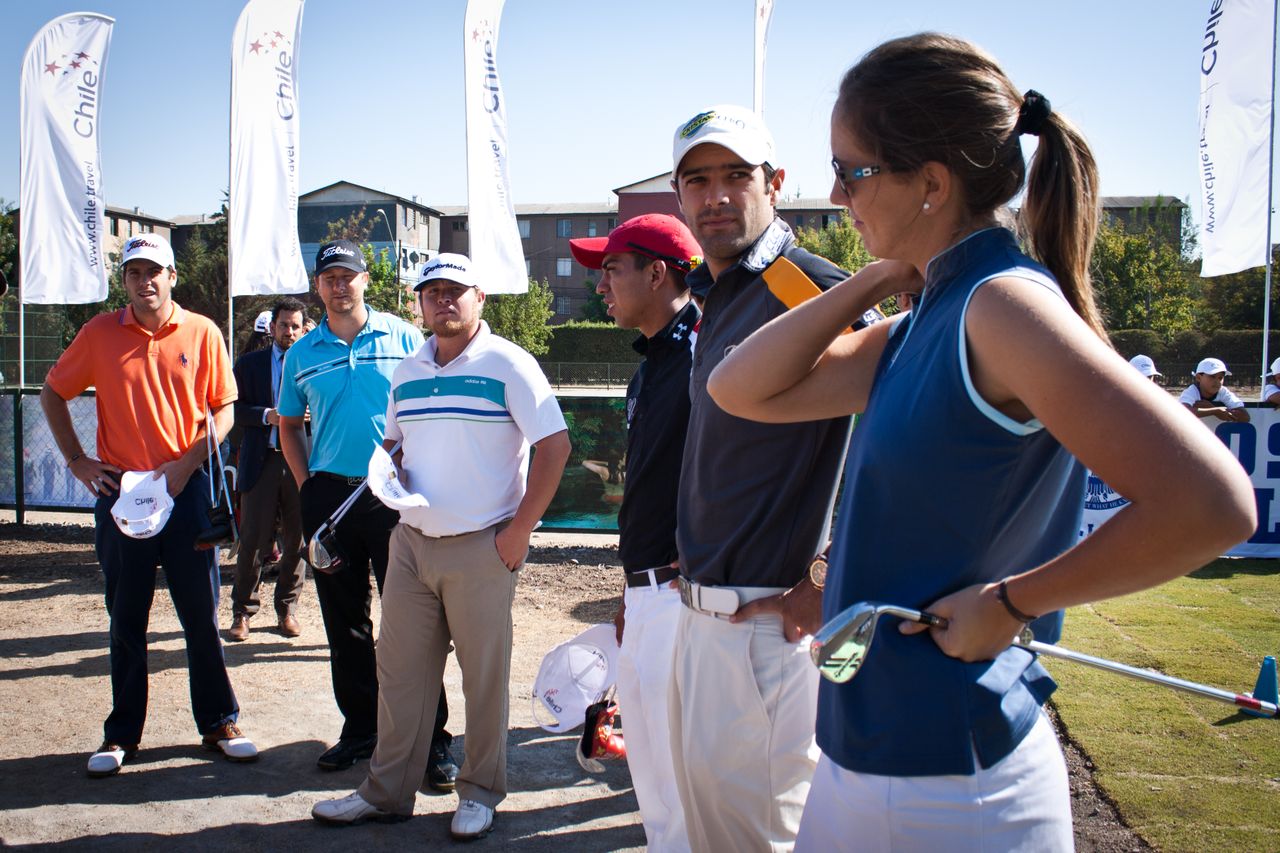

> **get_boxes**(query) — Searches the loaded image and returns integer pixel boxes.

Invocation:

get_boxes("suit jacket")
[233,347,277,494]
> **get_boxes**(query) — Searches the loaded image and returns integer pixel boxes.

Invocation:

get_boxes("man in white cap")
[664,105,881,851]
[312,253,570,841]
[39,233,257,777]
[277,240,457,785]
[1129,354,1163,381]
[1180,357,1249,422]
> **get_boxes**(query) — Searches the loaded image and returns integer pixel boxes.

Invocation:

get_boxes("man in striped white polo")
[312,253,570,840]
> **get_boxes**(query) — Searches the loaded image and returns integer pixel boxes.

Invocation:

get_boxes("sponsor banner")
[1081,404,1280,557]
[463,0,527,294]
[1197,0,1275,277]
[229,0,309,296]
[754,0,775,114]
[19,13,114,304]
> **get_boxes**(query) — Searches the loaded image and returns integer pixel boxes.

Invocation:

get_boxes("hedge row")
[544,321,641,363]
[1110,329,1280,374]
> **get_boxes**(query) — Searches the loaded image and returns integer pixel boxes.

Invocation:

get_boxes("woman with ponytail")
[707,33,1255,850]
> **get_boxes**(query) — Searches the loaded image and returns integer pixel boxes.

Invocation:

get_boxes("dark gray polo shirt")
[677,218,877,588]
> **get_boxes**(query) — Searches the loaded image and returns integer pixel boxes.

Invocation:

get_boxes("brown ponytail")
[835,33,1108,341]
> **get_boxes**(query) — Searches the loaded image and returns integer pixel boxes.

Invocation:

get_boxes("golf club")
[306,440,402,572]
[811,600,1279,718]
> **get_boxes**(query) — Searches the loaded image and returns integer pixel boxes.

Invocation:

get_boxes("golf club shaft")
[314,440,406,534]
[1021,638,1279,718]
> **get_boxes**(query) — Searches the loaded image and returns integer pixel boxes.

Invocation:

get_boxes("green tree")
[580,277,609,322]
[793,210,874,275]
[1091,216,1201,335]
[1199,246,1280,330]
[484,278,554,356]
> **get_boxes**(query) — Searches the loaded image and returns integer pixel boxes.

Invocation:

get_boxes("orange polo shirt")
[45,302,238,473]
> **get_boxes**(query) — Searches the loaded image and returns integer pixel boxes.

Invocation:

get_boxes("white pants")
[795,711,1073,853]
[669,598,819,853]
[616,583,689,853]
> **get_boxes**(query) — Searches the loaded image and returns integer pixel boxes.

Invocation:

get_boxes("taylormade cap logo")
[415,252,478,291]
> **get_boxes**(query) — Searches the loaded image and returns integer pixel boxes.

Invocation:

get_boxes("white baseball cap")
[1195,357,1230,376]
[415,253,478,291]
[120,234,175,270]
[531,623,619,733]
[1269,357,1280,378]
[110,471,174,539]
[367,445,429,512]
[1128,354,1162,378]
[253,310,273,333]
[672,104,776,174]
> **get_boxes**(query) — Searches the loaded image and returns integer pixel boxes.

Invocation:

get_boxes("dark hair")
[272,296,308,325]
[836,33,1107,340]
[631,254,689,292]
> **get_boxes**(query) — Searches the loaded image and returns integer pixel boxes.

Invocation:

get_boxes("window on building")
[587,220,598,237]
[110,218,118,237]
[525,259,532,276]
[557,258,572,277]
[557,296,571,315]
[556,219,572,238]
[795,215,805,227]
[822,214,836,229]
[518,219,531,239]
[608,218,616,230]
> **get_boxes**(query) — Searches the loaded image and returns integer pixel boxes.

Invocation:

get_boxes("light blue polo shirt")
[278,309,423,477]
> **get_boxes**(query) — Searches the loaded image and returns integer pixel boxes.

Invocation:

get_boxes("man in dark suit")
[228,297,309,641]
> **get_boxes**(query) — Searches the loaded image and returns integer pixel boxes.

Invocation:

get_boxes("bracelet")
[997,579,1036,624]
[67,452,84,466]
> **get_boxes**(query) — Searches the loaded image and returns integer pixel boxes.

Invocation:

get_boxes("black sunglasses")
[831,157,882,196]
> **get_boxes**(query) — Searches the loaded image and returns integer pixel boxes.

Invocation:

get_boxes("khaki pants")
[359,522,518,814]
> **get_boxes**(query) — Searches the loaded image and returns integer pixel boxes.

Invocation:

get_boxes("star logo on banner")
[44,47,100,81]
[472,20,493,42]
[248,29,292,58]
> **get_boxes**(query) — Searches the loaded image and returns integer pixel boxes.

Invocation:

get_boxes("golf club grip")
[1021,639,1279,718]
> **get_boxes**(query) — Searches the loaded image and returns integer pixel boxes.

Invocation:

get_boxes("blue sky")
[0,1,1261,225]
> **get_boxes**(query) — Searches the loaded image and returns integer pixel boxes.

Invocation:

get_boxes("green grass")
[1050,559,1280,852]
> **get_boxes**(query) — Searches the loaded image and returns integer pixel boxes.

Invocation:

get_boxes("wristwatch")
[808,556,828,591]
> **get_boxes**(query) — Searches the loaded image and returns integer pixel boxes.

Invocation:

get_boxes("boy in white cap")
[1180,357,1249,422]
[1128,354,1162,381]
[1264,358,1280,406]
[39,234,257,777]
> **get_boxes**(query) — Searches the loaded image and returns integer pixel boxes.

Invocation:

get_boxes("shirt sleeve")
[504,348,568,445]
[1219,387,1245,409]
[1177,385,1199,405]
[1265,383,1280,400]
[277,346,306,418]
[384,380,404,443]
[205,324,237,409]
[43,317,100,399]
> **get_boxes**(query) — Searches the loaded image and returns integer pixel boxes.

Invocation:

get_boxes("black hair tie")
[1014,90,1051,137]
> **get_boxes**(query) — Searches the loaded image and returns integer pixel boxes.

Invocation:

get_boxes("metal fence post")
[15,388,25,525]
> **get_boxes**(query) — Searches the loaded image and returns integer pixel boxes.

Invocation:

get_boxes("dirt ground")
[0,520,1150,851]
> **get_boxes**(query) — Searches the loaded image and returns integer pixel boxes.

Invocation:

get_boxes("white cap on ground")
[531,623,618,733]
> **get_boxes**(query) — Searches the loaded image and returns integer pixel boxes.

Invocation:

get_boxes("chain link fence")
[1,388,99,515]
[538,362,638,389]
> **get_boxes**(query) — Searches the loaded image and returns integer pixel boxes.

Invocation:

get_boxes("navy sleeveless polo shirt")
[816,227,1086,777]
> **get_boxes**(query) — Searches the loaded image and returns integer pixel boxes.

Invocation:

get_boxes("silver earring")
[922,202,931,211]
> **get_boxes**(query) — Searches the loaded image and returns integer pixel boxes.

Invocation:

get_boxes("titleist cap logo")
[320,245,355,260]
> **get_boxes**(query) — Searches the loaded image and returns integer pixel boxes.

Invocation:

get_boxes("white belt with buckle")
[677,577,743,618]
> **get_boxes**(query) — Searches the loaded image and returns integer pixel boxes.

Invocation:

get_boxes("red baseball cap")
[569,214,702,271]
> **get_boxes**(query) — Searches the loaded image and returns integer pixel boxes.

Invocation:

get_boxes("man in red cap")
[570,214,701,852]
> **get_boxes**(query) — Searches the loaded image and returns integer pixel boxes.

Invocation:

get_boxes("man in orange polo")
[40,234,258,778]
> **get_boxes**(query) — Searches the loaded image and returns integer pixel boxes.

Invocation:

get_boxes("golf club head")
[810,602,947,684]
[193,502,237,551]
[307,526,344,574]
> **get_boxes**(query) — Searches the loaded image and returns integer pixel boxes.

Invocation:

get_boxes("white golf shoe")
[311,791,407,825]
[451,799,495,840]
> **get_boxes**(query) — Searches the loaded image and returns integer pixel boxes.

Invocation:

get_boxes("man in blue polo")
[278,239,456,787]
